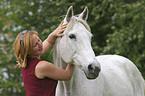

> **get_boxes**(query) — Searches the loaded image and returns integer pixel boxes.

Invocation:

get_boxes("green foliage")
[103,1,145,77]
[0,0,144,95]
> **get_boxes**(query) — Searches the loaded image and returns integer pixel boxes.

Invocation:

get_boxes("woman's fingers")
[53,20,68,37]
[58,33,64,37]
[60,20,64,25]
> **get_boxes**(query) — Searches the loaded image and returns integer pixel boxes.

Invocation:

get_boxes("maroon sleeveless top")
[21,58,58,96]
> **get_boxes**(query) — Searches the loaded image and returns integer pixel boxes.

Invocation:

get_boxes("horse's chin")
[85,72,100,80]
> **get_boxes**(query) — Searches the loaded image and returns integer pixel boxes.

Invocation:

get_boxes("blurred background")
[0,0,145,95]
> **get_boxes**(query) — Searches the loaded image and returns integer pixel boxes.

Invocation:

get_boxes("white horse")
[53,6,145,96]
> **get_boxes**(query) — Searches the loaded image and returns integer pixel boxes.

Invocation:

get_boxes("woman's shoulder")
[37,60,52,66]
[35,60,55,79]
[36,60,54,72]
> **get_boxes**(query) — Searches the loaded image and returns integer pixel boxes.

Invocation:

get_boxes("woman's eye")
[34,43,38,47]
[69,34,76,39]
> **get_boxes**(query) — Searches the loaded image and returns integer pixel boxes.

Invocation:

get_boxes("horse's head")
[59,6,101,79]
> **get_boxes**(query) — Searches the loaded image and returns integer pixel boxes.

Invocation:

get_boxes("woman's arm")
[35,61,75,81]
[42,21,67,54]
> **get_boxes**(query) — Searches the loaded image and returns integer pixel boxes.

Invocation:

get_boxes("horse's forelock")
[76,17,91,32]
[64,16,91,34]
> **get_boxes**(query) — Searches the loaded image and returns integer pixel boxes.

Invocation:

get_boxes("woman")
[13,21,75,96]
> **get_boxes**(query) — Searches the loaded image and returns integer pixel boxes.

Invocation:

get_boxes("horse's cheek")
[60,38,72,62]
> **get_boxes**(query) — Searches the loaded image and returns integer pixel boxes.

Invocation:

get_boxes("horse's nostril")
[88,64,100,74]
[88,64,95,73]
[88,64,93,69]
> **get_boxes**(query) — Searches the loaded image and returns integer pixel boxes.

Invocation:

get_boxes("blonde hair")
[13,30,38,68]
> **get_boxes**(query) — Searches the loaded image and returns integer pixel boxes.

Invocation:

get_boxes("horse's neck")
[53,38,67,69]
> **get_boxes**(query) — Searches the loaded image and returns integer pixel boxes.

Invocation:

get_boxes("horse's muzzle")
[85,63,101,79]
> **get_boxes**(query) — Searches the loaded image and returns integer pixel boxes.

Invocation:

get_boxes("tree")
[102,1,145,78]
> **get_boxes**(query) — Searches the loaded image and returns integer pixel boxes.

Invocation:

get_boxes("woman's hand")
[52,21,67,37]
[42,20,67,54]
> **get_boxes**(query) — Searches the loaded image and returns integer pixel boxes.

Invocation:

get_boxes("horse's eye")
[69,34,76,39]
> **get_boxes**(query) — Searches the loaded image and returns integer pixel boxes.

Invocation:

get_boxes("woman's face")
[31,34,43,57]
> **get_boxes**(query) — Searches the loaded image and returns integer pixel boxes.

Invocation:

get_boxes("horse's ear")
[79,6,88,21]
[64,6,73,23]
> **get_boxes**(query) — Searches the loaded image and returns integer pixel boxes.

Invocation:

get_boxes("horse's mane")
[53,16,91,66]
